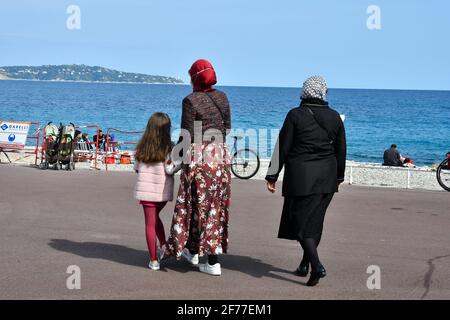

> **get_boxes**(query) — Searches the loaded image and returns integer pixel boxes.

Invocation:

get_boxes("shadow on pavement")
[49,239,148,268]
[48,239,307,285]
[221,254,307,286]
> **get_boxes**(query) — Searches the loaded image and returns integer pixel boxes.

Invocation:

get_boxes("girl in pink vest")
[134,112,180,270]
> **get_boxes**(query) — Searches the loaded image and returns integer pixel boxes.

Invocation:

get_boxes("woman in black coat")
[265,76,346,286]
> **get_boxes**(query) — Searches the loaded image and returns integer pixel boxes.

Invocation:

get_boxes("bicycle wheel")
[231,148,260,179]
[437,158,450,192]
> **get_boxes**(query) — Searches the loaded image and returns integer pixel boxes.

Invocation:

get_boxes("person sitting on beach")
[73,130,82,149]
[93,130,106,151]
[74,130,82,141]
[383,144,403,166]
[401,157,415,168]
[133,112,181,271]
[104,133,120,153]
[81,133,93,151]
[74,130,92,151]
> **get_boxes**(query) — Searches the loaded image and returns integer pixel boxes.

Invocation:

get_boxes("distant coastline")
[1,75,449,92]
[0,64,184,85]
[0,78,189,86]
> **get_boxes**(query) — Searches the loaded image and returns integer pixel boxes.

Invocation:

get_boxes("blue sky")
[1,0,449,90]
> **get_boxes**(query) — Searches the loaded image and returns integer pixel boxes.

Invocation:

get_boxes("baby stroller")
[57,123,76,170]
[40,122,60,170]
[40,122,76,170]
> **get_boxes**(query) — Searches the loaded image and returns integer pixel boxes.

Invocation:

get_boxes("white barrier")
[5,148,444,191]
[254,160,442,191]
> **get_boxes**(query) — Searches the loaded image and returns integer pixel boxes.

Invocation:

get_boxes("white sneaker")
[199,263,221,276]
[148,261,160,271]
[181,248,199,265]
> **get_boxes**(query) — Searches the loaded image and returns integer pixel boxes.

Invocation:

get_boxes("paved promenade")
[0,165,449,299]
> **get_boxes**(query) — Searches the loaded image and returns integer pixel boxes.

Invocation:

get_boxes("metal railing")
[73,125,101,170]
[104,127,144,171]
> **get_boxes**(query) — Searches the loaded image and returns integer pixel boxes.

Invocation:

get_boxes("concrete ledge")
[256,160,443,191]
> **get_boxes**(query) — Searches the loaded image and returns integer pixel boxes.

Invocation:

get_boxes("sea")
[1,80,449,166]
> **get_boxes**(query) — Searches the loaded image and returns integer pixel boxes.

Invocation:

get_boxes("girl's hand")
[267,181,276,193]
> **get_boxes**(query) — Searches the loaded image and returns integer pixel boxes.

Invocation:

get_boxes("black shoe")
[295,263,309,277]
[306,266,326,287]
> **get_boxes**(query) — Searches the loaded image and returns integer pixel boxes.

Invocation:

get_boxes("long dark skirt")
[278,193,334,241]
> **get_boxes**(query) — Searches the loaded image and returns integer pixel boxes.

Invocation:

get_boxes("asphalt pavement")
[0,165,449,299]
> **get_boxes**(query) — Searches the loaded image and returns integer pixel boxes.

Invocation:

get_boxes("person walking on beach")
[165,59,231,276]
[383,144,403,166]
[134,113,180,270]
[265,76,346,286]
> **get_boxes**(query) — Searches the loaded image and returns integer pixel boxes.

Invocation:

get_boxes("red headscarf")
[189,59,217,92]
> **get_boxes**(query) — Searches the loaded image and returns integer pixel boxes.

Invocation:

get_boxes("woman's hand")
[266,181,276,193]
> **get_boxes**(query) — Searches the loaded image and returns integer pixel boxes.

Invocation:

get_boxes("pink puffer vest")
[134,161,174,202]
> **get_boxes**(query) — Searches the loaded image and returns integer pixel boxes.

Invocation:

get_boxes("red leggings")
[142,202,167,261]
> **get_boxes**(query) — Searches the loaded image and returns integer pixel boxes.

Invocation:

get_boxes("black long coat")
[265,98,347,197]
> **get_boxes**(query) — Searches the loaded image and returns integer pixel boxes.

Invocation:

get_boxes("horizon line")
[1,64,449,92]
[1,78,449,93]
[217,84,450,92]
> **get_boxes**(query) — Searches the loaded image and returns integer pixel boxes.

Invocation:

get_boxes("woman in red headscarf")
[189,59,217,93]
[165,59,232,276]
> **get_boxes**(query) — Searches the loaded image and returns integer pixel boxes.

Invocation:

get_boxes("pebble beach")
[1,146,445,192]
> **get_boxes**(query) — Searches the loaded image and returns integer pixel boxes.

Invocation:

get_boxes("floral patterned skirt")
[166,143,231,257]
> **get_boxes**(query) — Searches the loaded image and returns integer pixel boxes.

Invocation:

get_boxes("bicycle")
[436,152,450,192]
[230,136,260,179]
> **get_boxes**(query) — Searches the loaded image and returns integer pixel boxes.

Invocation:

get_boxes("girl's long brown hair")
[135,112,172,164]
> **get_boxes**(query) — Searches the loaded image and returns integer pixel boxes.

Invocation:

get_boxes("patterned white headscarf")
[301,75,328,101]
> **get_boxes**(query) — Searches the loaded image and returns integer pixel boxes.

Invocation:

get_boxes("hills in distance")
[0,64,184,84]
